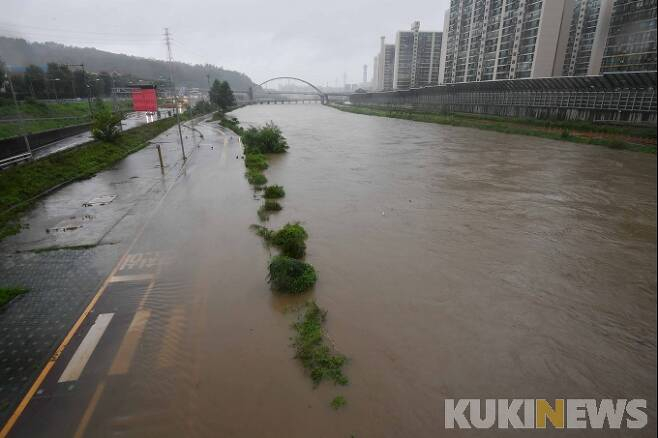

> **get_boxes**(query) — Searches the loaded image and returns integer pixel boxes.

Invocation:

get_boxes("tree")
[0,59,6,96]
[47,63,73,98]
[209,79,236,111]
[24,65,46,99]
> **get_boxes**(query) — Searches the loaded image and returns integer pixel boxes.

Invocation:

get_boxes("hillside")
[0,36,255,91]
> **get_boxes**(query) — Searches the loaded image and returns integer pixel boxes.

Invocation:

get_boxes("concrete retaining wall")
[0,123,91,163]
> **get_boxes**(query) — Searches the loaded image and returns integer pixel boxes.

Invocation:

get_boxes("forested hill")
[0,36,255,90]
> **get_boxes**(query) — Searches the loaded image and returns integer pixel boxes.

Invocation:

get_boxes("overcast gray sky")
[2,0,450,86]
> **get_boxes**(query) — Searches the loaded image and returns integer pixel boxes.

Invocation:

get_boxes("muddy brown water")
[228,105,657,437]
[13,106,655,437]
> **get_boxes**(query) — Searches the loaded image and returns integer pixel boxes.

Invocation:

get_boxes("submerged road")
[1,104,656,437]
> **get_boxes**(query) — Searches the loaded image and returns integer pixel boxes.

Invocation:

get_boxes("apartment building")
[393,21,443,89]
[600,0,657,72]
[374,36,396,90]
[441,0,572,83]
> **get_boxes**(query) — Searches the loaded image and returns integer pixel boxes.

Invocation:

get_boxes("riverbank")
[0,115,190,240]
[330,103,657,153]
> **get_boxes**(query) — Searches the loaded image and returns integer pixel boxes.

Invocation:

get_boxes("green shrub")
[246,169,267,186]
[272,223,307,258]
[241,122,288,154]
[293,302,348,386]
[91,107,124,142]
[252,223,308,258]
[268,255,317,293]
[263,185,285,199]
[245,153,268,170]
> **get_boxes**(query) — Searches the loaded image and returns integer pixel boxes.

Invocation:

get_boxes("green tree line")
[1,59,165,102]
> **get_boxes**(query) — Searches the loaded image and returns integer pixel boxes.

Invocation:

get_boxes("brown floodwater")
[12,105,656,438]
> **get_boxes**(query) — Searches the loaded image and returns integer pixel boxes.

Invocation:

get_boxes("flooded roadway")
[7,104,657,437]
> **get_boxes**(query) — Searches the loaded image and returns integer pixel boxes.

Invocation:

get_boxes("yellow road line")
[0,250,129,438]
[72,381,106,438]
[108,309,151,376]
[0,134,194,437]
[156,307,185,369]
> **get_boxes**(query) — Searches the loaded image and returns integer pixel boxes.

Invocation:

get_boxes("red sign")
[131,88,157,112]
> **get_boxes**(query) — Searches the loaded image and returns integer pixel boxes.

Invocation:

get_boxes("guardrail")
[0,123,91,168]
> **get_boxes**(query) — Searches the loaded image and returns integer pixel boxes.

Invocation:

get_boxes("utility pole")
[164,27,186,161]
[82,64,93,117]
[5,73,33,160]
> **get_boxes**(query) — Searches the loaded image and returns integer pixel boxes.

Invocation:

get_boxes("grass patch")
[0,115,188,241]
[331,396,347,410]
[268,255,317,293]
[332,104,656,154]
[293,302,348,386]
[263,185,285,199]
[0,287,28,307]
[0,100,90,139]
[252,222,308,258]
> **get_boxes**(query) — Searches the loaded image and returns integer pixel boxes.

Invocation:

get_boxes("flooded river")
[8,105,656,437]
[231,104,657,436]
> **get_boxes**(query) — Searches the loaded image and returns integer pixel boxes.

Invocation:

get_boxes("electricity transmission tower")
[164,27,186,161]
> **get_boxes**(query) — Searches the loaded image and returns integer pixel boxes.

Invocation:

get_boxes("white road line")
[109,274,155,283]
[58,313,114,383]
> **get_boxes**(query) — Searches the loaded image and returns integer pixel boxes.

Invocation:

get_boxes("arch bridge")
[257,77,330,104]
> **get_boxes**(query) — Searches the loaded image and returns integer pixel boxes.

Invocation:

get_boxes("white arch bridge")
[235,77,353,104]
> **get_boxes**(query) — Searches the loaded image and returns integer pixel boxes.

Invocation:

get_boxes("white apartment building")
[440,0,573,83]
[393,21,443,89]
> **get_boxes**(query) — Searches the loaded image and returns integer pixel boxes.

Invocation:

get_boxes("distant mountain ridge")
[0,36,254,91]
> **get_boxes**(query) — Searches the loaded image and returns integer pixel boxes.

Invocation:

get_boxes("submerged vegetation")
[268,255,317,293]
[0,287,28,307]
[244,153,268,171]
[253,222,308,258]
[257,200,283,221]
[214,112,244,135]
[293,302,348,386]
[230,114,346,401]
[331,395,347,410]
[246,168,268,186]
[263,185,285,199]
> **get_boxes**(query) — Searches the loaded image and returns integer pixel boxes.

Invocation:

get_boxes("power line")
[164,27,186,161]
